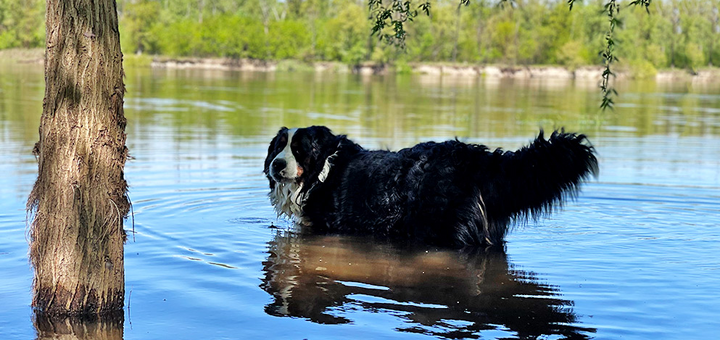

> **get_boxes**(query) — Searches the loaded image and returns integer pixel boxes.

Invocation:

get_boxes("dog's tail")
[476,130,598,243]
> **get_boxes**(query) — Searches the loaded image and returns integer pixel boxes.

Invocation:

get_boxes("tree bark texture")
[28,0,129,316]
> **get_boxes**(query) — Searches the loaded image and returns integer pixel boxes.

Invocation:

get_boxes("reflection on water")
[5,63,720,152]
[261,233,595,339]
[34,314,123,340]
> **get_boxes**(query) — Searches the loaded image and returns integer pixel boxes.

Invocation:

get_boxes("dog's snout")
[271,159,287,174]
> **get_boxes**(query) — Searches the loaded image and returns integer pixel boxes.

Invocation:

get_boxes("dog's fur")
[264,126,598,247]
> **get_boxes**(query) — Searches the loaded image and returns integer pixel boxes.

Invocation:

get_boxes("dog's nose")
[271,159,287,175]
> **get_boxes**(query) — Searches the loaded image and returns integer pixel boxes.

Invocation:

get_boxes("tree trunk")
[28,0,129,317]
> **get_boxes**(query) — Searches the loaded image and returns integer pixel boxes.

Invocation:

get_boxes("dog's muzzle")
[270,158,287,182]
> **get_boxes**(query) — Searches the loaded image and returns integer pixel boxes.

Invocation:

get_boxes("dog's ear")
[308,126,337,154]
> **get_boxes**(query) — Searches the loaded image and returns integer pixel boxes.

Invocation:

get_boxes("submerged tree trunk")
[28,0,129,316]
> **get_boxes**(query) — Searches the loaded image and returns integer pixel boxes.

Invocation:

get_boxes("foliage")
[0,0,44,49]
[3,0,719,73]
[598,0,620,111]
[556,40,588,69]
[628,58,658,79]
[124,53,153,68]
[121,0,161,54]
[322,4,370,64]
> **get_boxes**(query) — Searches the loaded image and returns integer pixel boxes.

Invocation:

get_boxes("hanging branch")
[599,0,620,111]
[569,0,620,110]
[569,0,653,110]
[496,0,516,9]
[629,0,652,14]
[369,0,429,47]
[369,0,478,46]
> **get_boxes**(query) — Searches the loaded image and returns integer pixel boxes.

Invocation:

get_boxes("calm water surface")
[1,63,719,339]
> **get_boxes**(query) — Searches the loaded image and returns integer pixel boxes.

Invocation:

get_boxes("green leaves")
[598,0,620,111]
[567,0,577,12]
[0,0,44,49]
[568,0,625,110]
[597,0,654,110]
[369,0,424,46]
[419,2,431,16]
[628,0,652,14]
[496,0,516,9]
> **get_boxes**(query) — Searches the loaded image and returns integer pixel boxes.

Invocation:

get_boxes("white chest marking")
[269,181,310,224]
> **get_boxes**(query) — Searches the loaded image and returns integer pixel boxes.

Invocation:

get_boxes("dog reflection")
[261,232,595,339]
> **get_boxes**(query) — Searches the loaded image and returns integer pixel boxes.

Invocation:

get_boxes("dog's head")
[264,126,340,189]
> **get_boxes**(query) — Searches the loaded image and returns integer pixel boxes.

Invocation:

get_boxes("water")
[1,63,720,339]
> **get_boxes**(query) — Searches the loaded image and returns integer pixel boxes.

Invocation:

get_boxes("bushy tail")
[477,130,598,240]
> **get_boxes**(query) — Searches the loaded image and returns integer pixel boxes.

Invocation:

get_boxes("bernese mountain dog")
[264,126,598,247]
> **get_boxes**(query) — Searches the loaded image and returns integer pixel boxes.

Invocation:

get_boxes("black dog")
[264,126,598,247]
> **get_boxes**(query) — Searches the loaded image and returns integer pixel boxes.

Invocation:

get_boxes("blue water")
[1,65,720,339]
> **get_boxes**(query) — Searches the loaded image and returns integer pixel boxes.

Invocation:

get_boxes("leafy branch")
[569,0,652,110]
[629,0,652,14]
[369,0,475,46]
[599,0,620,111]
[496,0,516,9]
[369,0,430,47]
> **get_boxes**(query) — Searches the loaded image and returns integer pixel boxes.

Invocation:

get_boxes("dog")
[264,126,598,247]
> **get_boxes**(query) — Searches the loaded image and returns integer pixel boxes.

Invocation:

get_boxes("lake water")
[1,63,719,340]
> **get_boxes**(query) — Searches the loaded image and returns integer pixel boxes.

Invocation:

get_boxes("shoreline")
[148,57,719,83]
[2,48,717,82]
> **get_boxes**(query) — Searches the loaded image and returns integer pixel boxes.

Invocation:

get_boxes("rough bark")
[27,0,129,316]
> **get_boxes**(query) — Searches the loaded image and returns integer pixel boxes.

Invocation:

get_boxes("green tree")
[6,0,717,82]
[0,0,44,49]
[121,0,161,54]
[322,3,369,64]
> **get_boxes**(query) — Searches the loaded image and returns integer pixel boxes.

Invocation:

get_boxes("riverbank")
[2,48,717,83]
[146,56,720,83]
[0,48,44,64]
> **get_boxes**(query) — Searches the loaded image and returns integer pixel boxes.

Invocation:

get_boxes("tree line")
[1,0,718,71]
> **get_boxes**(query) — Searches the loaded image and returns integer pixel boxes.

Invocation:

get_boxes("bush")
[275,59,314,72]
[394,60,413,75]
[268,20,310,60]
[685,43,705,71]
[124,54,153,68]
[629,59,658,79]
[320,4,369,63]
[556,40,588,70]
[644,44,668,69]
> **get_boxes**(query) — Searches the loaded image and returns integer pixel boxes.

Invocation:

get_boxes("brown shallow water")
[1,64,719,339]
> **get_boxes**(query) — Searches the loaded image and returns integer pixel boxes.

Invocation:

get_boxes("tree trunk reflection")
[34,313,123,340]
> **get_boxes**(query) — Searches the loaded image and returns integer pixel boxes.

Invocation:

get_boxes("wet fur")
[264,126,598,247]
[269,182,305,219]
